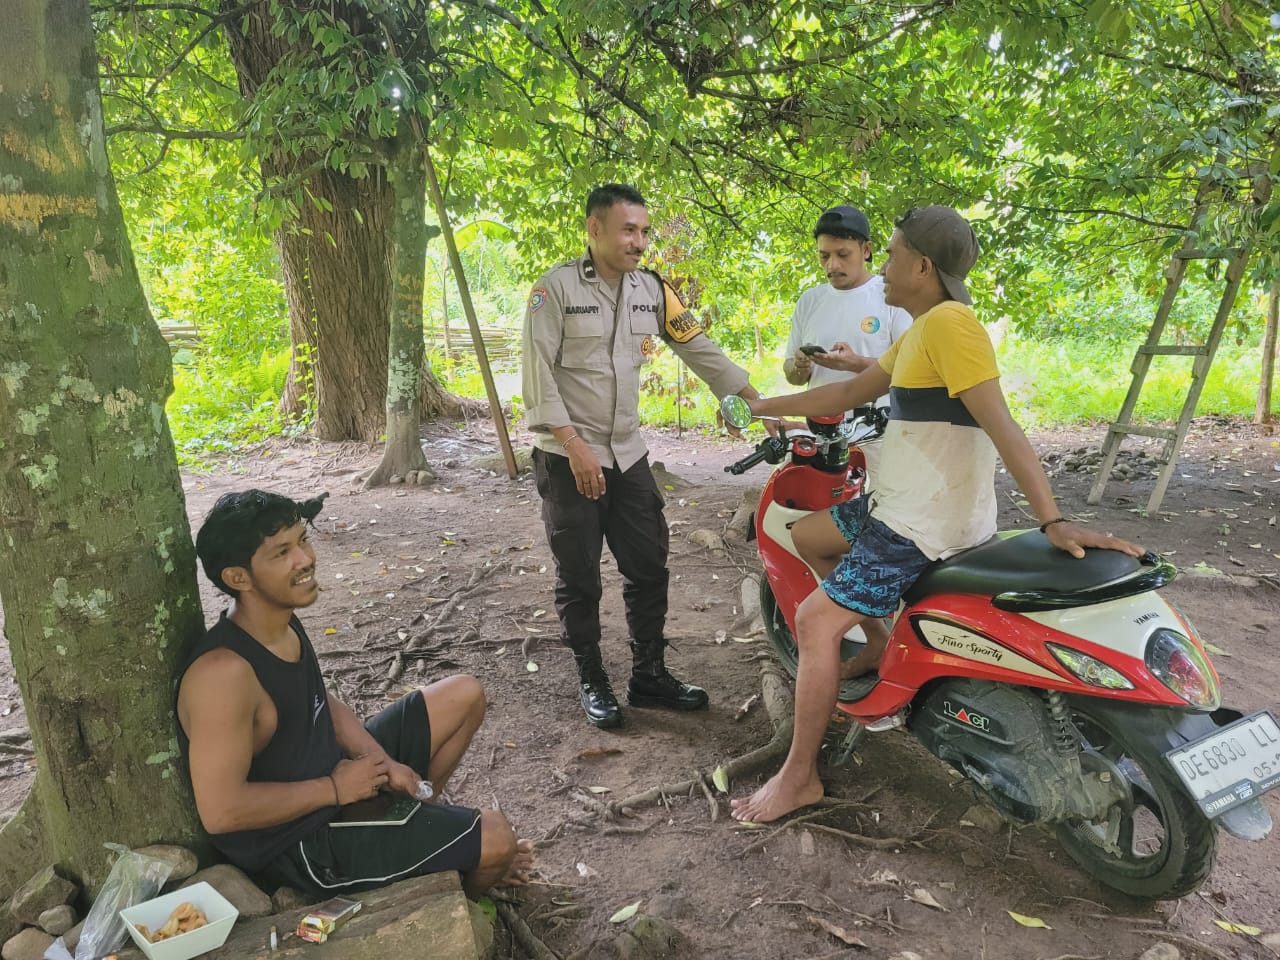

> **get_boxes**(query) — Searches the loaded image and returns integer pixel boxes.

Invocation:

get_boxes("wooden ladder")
[1087,164,1273,515]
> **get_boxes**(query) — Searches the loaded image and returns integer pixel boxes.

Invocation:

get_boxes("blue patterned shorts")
[822,498,932,618]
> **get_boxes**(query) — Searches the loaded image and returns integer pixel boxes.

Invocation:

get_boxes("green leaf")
[1007,911,1051,929]
[711,766,729,793]
[609,901,641,924]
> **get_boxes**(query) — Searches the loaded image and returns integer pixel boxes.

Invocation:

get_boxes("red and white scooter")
[721,396,1278,900]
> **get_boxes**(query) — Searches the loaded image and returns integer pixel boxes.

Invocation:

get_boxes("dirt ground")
[2,416,1280,959]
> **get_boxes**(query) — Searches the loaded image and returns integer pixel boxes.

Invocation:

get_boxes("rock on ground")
[7,867,75,926]
[35,905,74,937]
[1138,945,1180,960]
[616,914,694,960]
[135,844,199,883]
[270,886,311,912]
[1,927,54,960]
[180,864,272,918]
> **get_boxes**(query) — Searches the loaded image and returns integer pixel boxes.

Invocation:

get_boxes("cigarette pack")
[295,922,327,944]
[299,896,362,939]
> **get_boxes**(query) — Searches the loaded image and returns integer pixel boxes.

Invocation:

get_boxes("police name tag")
[1165,711,1280,817]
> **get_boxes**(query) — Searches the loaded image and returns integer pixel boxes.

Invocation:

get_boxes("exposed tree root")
[722,486,761,542]
[496,901,562,960]
[605,662,793,819]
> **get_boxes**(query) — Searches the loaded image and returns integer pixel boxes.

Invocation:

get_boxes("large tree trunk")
[0,0,206,896]
[222,0,460,441]
[367,133,433,487]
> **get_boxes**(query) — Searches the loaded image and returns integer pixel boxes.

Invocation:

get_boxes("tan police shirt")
[522,251,750,472]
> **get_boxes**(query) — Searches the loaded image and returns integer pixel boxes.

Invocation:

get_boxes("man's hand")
[331,755,389,804]
[1046,521,1144,560]
[724,388,778,439]
[812,341,867,372]
[790,350,814,383]
[566,440,606,500]
[384,760,422,798]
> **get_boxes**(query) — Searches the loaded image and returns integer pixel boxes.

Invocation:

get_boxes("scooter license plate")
[1165,711,1280,818]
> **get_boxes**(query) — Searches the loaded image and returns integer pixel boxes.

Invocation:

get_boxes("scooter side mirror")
[720,394,754,430]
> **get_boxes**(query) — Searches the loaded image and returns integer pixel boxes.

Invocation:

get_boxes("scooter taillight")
[1145,629,1220,709]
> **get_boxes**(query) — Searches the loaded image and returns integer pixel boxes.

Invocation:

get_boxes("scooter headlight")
[1046,643,1134,689]
[1145,628,1219,709]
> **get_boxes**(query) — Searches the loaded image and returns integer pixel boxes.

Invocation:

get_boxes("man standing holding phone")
[783,205,912,392]
[782,207,913,677]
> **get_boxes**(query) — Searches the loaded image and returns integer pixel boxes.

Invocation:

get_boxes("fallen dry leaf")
[573,746,623,762]
[808,915,866,947]
[576,862,599,879]
[907,887,948,912]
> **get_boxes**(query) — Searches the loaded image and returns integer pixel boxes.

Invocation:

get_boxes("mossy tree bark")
[367,132,434,488]
[0,0,206,896]
[221,0,461,441]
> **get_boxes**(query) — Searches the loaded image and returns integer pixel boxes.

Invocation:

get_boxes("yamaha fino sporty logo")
[915,619,1061,680]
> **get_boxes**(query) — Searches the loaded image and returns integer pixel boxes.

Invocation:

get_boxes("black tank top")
[177,612,341,872]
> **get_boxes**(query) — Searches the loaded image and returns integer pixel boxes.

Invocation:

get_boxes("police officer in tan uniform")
[522,183,765,729]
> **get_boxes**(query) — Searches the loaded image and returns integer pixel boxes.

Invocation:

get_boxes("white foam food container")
[119,881,238,960]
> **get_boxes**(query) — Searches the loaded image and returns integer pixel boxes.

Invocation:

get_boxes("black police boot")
[626,639,709,711]
[573,648,622,729]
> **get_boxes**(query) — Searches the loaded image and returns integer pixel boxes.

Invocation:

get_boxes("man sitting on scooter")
[729,205,1144,824]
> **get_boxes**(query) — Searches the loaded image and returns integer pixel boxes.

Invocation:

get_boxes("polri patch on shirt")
[641,335,657,357]
[661,280,702,343]
[529,287,548,312]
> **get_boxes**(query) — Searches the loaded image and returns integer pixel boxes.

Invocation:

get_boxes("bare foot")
[498,838,535,887]
[729,772,824,824]
[838,648,880,680]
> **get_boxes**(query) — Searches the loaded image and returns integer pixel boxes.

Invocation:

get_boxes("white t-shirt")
[784,276,914,393]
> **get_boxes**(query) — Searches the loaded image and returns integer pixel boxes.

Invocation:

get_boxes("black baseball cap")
[895,206,980,305]
[814,206,872,261]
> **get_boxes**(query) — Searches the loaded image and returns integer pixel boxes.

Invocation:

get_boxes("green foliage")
[168,348,297,463]
[999,334,1266,427]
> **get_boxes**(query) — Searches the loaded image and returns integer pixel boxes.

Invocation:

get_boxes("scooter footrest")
[836,672,879,704]
[864,710,906,733]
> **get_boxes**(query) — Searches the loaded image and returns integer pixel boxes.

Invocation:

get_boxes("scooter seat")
[902,531,1158,611]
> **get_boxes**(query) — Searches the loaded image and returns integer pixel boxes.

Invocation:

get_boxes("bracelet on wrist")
[561,434,581,449]
[327,774,340,806]
[1039,517,1067,534]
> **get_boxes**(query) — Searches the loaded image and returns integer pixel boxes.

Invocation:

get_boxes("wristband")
[562,434,581,449]
[327,774,340,806]
[1039,517,1067,534]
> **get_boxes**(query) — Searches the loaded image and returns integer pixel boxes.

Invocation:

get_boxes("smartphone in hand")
[799,344,828,356]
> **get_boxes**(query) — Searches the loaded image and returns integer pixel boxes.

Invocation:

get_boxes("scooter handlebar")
[725,437,787,475]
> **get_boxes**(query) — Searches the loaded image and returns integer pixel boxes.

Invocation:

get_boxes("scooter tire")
[758,578,872,703]
[1054,704,1217,900]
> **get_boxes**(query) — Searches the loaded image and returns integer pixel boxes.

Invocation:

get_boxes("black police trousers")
[531,447,669,655]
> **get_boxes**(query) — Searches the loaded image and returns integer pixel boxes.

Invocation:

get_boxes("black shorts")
[258,692,483,896]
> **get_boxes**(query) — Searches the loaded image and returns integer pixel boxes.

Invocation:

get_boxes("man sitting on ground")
[177,490,532,898]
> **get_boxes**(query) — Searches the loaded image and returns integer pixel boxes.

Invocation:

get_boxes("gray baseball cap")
[895,206,979,305]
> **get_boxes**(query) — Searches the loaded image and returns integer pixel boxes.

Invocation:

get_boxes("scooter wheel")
[1054,704,1216,900]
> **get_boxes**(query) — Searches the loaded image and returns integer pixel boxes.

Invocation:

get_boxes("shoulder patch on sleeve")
[529,287,548,313]
[659,278,702,344]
